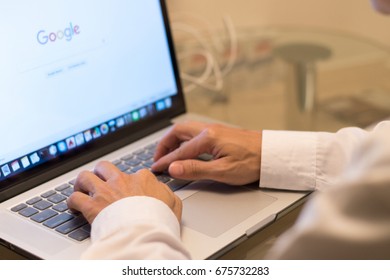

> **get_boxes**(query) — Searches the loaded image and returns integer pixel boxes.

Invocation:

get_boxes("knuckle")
[172,122,185,133]
[202,125,219,140]
[136,168,149,176]
[78,170,89,178]
[135,168,156,180]
[188,160,200,177]
[95,160,108,170]
[75,170,90,185]
[116,171,127,181]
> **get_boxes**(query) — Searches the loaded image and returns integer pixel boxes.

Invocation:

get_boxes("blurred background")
[168,0,390,46]
[166,0,390,132]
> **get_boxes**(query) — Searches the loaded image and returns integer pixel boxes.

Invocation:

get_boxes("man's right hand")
[151,121,262,185]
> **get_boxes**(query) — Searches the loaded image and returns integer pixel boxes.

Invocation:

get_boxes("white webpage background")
[0,0,177,165]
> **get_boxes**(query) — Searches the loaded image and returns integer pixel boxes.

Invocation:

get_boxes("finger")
[154,122,207,162]
[152,131,213,172]
[74,170,105,194]
[67,191,92,214]
[67,192,100,224]
[94,161,121,181]
[168,159,224,182]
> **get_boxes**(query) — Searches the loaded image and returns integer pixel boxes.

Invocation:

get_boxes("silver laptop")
[0,0,308,259]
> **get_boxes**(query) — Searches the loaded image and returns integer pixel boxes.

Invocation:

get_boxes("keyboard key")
[26,197,42,205]
[82,224,91,233]
[43,213,74,229]
[47,193,67,204]
[167,179,190,191]
[116,163,130,172]
[131,165,145,173]
[61,187,74,197]
[52,202,68,212]
[68,228,90,241]
[136,153,153,161]
[31,209,58,223]
[111,159,121,166]
[11,203,27,212]
[19,207,39,218]
[120,154,134,161]
[41,190,56,198]
[124,158,142,166]
[142,159,154,168]
[143,166,152,171]
[55,216,88,235]
[68,178,76,185]
[132,149,145,155]
[145,142,158,151]
[156,175,171,183]
[55,184,71,191]
[33,200,53,210]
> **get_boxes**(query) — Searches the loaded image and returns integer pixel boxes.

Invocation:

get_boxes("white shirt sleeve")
[266,123,390,259]
[260,123,382,191]
[81,196,191,260]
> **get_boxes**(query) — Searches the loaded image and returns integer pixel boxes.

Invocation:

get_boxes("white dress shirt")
[81,196,191,259]
[82,121,390,259]
[263,121,390,259]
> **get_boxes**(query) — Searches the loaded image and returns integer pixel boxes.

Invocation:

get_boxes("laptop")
[0,0,309,259]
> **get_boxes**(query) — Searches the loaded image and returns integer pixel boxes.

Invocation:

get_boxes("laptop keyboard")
[10,142,191,242]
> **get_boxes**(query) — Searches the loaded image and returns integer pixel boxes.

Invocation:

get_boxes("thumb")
[168,160,219,181]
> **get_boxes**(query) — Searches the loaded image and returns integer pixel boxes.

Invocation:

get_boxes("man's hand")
[67,161,182,224]
[152,121,262,185]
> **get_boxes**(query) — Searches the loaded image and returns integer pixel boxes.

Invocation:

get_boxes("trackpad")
[182,182,277,237]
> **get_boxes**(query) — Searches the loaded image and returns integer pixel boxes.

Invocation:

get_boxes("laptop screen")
[0,0,185,191]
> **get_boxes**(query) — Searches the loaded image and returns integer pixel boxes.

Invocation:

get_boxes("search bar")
[19,39,106,74]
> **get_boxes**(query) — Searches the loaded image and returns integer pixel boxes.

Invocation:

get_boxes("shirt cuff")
[91,196,181,242]
[260,130,318,191]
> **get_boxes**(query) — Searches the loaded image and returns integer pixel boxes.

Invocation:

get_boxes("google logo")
[37,23,80,45]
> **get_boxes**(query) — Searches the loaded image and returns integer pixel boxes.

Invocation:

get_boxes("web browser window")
[0,0,177,166]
